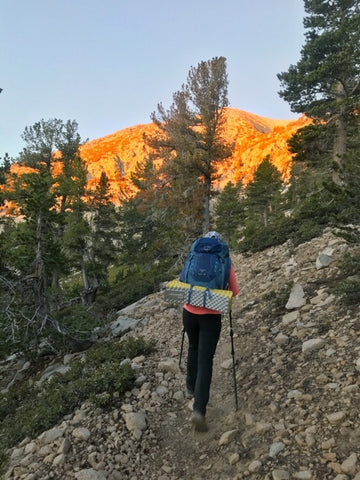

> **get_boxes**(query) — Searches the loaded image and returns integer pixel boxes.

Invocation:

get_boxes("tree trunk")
[203,193,210,234]
[332,81,347,186]
[263,207,268,227]
[81,259,98,305]
[35,213,50,329]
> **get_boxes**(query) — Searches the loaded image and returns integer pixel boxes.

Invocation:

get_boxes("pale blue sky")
[0,0,306,159]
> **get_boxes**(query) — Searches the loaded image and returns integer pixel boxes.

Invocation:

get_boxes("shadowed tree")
[150,57,234,236]
[245,156,283,228]
[0,119,87,351]
[214,181,245,247]
[277,0,360,185]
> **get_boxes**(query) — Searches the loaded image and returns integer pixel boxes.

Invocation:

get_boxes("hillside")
[76,108,310,199]
[3,226,360,480]
[5,108,310,209]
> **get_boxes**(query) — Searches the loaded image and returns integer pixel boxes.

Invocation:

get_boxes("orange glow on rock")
[78,108,310,199]
[1,108,311,215]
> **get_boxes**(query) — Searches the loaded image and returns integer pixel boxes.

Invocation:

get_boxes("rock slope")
[3,227,360,480]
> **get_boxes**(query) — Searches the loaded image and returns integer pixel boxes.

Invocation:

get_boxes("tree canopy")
[277,0,360,171]
[150,56,234,235]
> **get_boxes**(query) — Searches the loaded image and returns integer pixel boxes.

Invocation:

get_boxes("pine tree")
[214,181,245,247]
[3,163,66,350]
[277,0,360,183]
[0,154,12,205]
[150,57,234,235]
[245,156,283,227]
[85,172,118,303]
[118,158,178,266]
[1,119,87,351]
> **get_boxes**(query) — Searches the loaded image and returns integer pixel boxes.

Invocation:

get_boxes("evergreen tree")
[85,172,118,303]
[0,119,87,352]
[0,154,12,205]
[214,181,245,247]
[61,169,118,305]
[118,158,178,267]
[277,0,360,183]
[244,156,283,227]
[3,163,66,351]
[151,57,234,235]
[0,153,12,182]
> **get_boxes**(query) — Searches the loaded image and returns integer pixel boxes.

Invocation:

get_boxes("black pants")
[183,308,222,416]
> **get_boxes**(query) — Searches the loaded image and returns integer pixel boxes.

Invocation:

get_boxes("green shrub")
[0,336,154,473]
[52,304,102,339]
[338,252,360,277]
[289,219,323,246]
[104,263,171,311]
[262,286,291,314]
[335,276,360,305]
[334,252,360,305]
[239,217,296,253]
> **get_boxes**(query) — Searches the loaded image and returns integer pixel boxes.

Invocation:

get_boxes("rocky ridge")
[3,227,360,480]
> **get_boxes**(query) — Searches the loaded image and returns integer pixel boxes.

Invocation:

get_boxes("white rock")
[293,471,313,479]
[10,447,24,460]
[255,422,272,434]
[72,427,91,441]
[248,460,262,472]
[124,411,147,439]
[75,468,108,480]
[341,452,357,475]
[272,469,289,480]
[218,429,238,445]
[38,426,64,445]
[326,411,346,425]
[134,374,147,386]
[282,311,299,325]
[37,363,70,384]
[355,358,360,371]
[156,385,168,396]
[285,284,306,310]
[316,253,332,269]
[173,390,185,401]
[269,442,285,458]
[221,359,233,370]
[24,442,37,454]
[287,389,303,399]
[229,453,240,465]
[58,437,71,454]
[157,359,179,373]
[275,333,289,345]
[53,453,66,465]
[302,338,325,354]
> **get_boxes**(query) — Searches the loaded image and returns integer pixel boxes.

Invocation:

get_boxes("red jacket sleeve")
[228,263,239,297]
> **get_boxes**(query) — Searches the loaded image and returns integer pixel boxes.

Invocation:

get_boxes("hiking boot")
[191,411,208,432]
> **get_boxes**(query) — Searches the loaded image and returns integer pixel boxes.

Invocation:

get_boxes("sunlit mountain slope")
[77,107,310,199]
[6,108,310,207]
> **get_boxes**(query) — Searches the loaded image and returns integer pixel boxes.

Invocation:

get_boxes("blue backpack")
[180,237,231,290]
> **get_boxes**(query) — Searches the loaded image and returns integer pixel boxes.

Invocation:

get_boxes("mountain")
[78,107,311,200]
[5,108,310,208]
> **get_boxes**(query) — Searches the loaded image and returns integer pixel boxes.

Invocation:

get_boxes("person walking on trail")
[182,231,239,432]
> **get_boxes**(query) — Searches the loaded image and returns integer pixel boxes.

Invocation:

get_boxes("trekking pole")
[178,304,186,368]
[179,327,185,367]
[229,310,239,410]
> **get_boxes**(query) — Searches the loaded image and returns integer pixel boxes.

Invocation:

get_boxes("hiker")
[182,231,239,432]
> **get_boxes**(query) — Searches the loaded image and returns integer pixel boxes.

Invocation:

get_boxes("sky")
[0,0,306,160]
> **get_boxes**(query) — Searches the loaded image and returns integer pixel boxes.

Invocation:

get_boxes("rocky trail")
[3,227,360,480]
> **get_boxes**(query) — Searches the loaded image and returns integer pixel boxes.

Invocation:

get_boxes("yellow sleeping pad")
[165,280,233,313]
